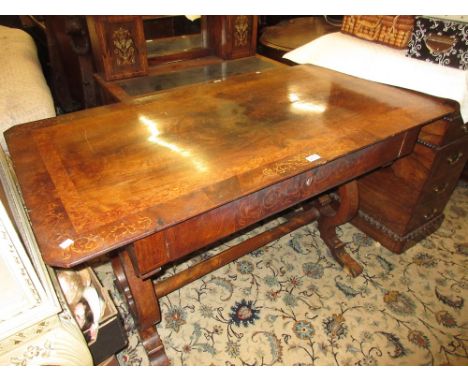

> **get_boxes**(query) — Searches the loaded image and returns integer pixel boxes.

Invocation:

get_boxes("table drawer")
[418,113,467,147]
[429,135,468,178]
[422,164,466,202]
[407,197,448,233]
[408,178,459,233]
[131,131,417,276]
[133,167,323,276]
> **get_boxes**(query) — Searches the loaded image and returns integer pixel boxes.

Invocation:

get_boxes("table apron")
[130,129,418,278]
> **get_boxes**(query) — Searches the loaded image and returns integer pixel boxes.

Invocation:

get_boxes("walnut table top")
[5,65,453,268]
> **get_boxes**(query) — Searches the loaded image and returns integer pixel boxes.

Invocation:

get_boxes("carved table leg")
[112,246,170,365]
[317,180,363,277]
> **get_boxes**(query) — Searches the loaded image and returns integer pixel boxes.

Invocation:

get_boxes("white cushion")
[284,32,468,123]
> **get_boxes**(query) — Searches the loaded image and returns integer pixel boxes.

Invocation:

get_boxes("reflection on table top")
[5,64,453,267]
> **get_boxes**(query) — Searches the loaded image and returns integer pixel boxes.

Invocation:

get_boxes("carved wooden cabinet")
[85,15,259,104]
[87,15,257,78]
[87,16,149,81]
[352,112,468,253]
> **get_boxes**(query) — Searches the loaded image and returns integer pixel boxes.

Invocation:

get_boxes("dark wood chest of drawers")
[352,112,468,253]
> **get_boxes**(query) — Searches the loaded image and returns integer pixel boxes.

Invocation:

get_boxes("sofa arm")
[0,25,55,152]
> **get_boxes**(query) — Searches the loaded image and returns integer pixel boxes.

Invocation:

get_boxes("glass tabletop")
[117,56,280,96]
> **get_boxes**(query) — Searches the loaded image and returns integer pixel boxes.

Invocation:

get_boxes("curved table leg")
[112,246,170,366]
[317,180,363,277]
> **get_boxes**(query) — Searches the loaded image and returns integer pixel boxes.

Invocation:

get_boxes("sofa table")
[5,64,454,365]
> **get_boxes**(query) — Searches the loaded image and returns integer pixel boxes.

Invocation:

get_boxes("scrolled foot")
[112,248,170,365]
[317,181,363,277]
[141,327,170,366]
[330,244,363,277]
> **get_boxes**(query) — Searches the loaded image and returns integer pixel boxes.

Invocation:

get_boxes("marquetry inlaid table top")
[5,64,453,268]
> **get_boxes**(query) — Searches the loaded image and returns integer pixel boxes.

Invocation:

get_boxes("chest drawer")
[406,195,451,232]
[406,135,468,232]
[418,114,467,147]
[422,167,465,203]
[428,134,468,178]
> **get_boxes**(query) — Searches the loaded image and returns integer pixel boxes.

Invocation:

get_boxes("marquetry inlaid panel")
[86,16,148,81]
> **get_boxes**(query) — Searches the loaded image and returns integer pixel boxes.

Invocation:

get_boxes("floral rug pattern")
[94,181,468,366]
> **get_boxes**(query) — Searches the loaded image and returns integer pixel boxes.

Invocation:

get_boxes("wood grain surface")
[5,64,453,267]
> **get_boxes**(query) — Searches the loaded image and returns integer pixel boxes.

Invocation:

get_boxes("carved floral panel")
[234,16,250,47]
[112,26,136,66]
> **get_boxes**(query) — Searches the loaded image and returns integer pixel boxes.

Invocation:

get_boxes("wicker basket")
[341,15,414,49]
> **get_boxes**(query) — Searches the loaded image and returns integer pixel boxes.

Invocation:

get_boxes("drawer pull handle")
[447,151,463,165]
[462,124,468,134]
[424,208,439,221]
[305,177,312,186]
[433,183,448,194]
[443,115,458,122]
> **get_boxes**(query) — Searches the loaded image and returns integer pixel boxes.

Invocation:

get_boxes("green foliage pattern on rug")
[94,182,468,366]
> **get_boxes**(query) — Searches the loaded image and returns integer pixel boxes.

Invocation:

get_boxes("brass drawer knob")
[305,177,313,186]
[462,124,468,134]
[447,151,463,165]
[424,208,439,221]
[433,183,448,194]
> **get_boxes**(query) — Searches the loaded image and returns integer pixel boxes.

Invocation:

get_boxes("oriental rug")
[94,181,468,366]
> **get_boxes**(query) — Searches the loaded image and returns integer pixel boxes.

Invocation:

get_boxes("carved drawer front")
[356,134,467,238]
[130,131,414,276]
[418,114,467,147]
[406,136,468,232]
[393,134,468,191]
[428,135,468,180]
[130,167,319,277]
[406,195,452,233]
[164,168,320,266]
[421,163,466,203]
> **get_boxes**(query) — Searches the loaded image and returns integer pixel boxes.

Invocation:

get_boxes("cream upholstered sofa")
[0,25,92,365]
[0,25,56,151]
